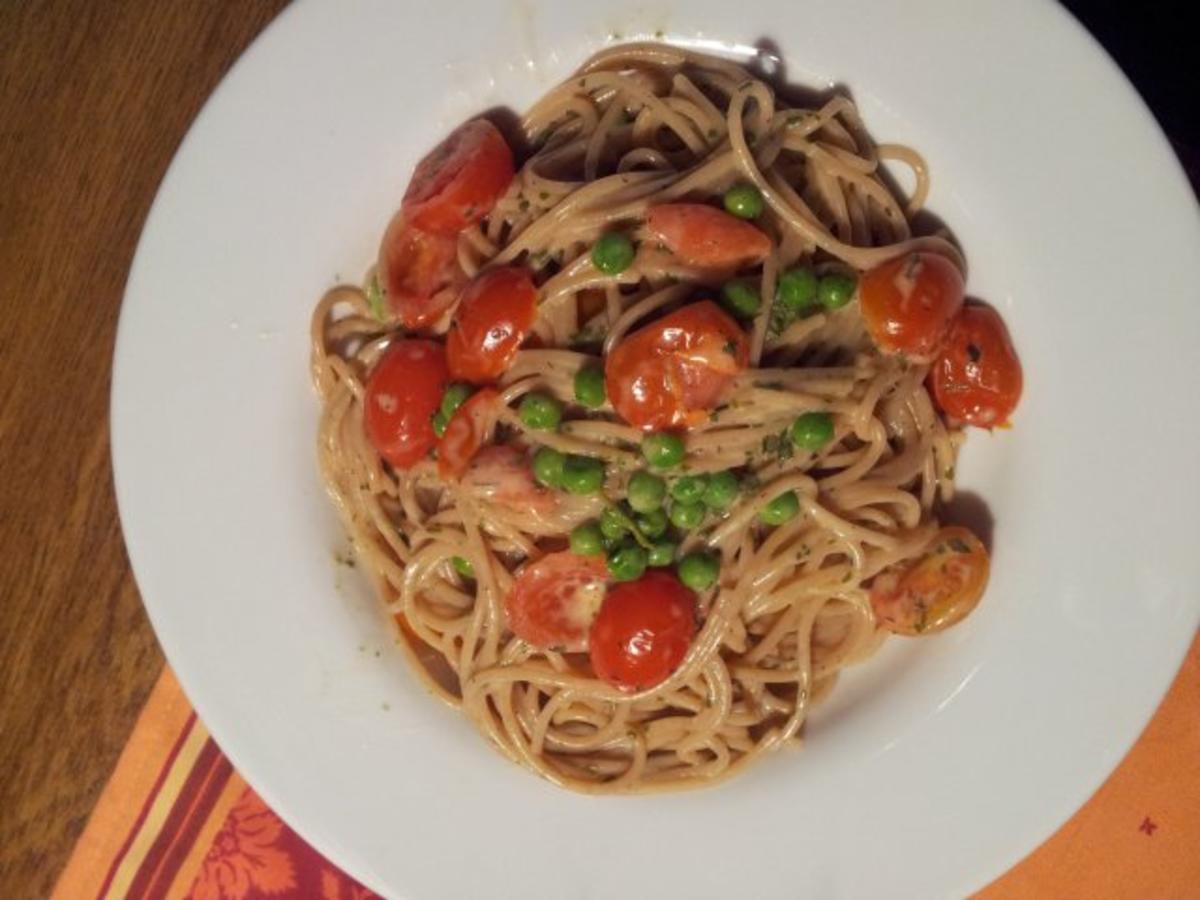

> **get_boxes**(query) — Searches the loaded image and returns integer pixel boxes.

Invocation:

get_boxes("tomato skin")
[505,551,609,652]
[437,388,498,481]
[363,340,449,469]
[461,445,555,513]
[646,203,772,269]
[377,212,467,330]
[869,526,990,636]
[605,300,749,430]
[447,267,538,383]
[402,119,515,235]
[932,304,1022,428]
[589,570,697,690]
[859,252,964,358]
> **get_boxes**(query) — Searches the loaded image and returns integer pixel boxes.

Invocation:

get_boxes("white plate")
[111,1,1200,897]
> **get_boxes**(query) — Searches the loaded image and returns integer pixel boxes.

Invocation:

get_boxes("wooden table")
[0,4,287,896]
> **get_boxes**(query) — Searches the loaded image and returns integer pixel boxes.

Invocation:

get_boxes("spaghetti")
[310,43,1020,793]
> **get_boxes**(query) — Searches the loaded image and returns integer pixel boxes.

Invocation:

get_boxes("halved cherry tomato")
[605,300,749,430]
[447,266,538,383]
[402,119,515,235]
[461,445,556,514]
[859,251,964,358]
[377,212,467,330]
[363,340,449,469]
[646,203,772,269]
[589,569,697,690]
[505,551,608,652]
[932,304,1022,428]
[437,388,498,481]
[869,526,989,636]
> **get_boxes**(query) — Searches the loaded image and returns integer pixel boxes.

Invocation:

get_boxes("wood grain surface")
[0,3,288,896]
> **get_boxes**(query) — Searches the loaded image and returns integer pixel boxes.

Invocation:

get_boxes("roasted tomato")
[859,251,964,358]
[605,300,749,430]
[504,551,608,652]
[377,212,467,329]
[589,570,697,690]
[869,526,990,636]
[363,340,449,469]
[932,304,1022,428]
[437,388,498,481]
[402,119,515,235]
[646,203,772,269]
[447,266,538,383]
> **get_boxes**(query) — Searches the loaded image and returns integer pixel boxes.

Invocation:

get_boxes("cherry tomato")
[646,203,771,269]
[402,119,515,235]
[447,266,538,383]
[605,300,749,430]
[437,388,498,481]
[505,551,609,652]
[869,526,990,636]
[461,445,555,514]
[363,340,449,469]
[859,251,964,358]
[932,304,1023,428]
[377,212,467,329]
[589,569,697,690]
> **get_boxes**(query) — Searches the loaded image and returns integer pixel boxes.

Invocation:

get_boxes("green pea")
[669,500,706,530]
[776,267,819,313]
[431,410,449,438]
[677,551,719,591]
[647,540,677,568]
[671,475,709,505]
[439,383,473,419]
[532,447,566,487]
[519,392,563,431]
[561,455,605,495]
[760,490,800,526]
[627,470,666,512]
[591,232,636,274]
[791,411,835,451]
[607,541,648,582]
[642,432,685,469]
[817,272,857,310]
[703,470,739,510]
[574,366,606,408]
[635,507,669,539]
[721,279,760,319]
[569,522,605,557]
[600,506,629,540]
[723,183,764,219]
[451,555,475,578]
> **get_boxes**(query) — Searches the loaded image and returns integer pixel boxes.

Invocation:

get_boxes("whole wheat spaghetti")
[309,44,1018,793]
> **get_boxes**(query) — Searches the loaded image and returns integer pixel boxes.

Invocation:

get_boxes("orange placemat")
[56,634,1199,899]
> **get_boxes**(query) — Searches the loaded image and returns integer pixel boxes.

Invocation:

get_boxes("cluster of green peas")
[565,433,739,589]
[451,411,837,585]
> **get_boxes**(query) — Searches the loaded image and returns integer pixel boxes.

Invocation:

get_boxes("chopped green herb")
[366,276,387,321]
[761,430,794,462]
